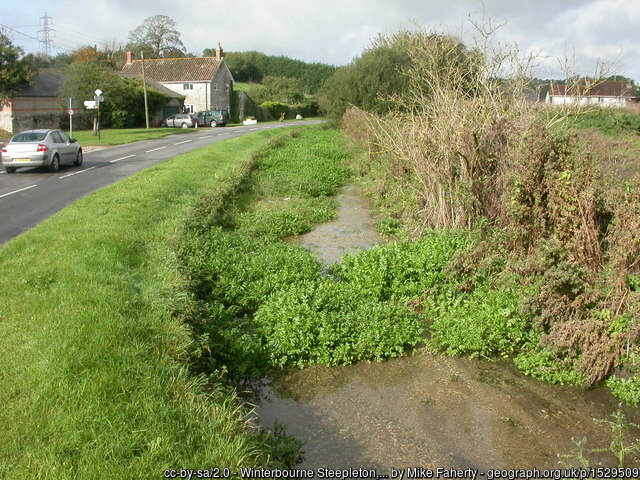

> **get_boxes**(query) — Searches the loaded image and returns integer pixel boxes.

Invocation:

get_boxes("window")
[184,104,195,113]
[183,83,193,90]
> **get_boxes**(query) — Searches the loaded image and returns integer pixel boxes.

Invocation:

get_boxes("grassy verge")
[69,127,201,147]
[0,128,294,478]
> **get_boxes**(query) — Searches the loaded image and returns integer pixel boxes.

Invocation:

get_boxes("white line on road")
[175,139,192,145]
[59,166,96,179]
[110,154,136,163]
[0,184,38,198]
[145,146,167,153]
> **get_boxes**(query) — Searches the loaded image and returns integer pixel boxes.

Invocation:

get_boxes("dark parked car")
[159,113,199,128]
[1,129,82,173]
[195,109,230,127]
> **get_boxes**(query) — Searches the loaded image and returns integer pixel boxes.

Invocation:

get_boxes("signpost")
[94,89,103,140]
[68,98,74,138]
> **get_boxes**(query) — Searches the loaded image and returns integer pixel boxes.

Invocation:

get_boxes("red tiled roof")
[550,80,635,98]
[121,57,222,83]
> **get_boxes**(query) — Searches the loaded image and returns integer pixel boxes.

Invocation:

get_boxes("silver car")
[1,129,83,173]
[159,113,199,128]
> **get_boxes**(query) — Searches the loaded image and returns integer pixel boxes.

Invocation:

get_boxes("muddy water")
[246,185,639,471]
[285,184,384,266]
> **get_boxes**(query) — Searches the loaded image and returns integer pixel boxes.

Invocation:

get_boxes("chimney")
[215,42,223,60]
[126,51,132,65]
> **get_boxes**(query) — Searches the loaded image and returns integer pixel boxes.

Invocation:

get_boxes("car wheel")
[49,155,60,173]
[181,123,188,129]
[210,121,217,128]
[5,166,16,173]
[74,149,83,166]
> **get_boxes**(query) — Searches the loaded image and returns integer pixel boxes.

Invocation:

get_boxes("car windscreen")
[11,132,47,143]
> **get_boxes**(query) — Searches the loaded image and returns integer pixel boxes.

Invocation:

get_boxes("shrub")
[260,101,289,120]
[429,284,526,358]
[330,231,466,302]
[254,279,423,367]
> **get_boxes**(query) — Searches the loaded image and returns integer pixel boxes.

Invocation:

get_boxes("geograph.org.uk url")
[482,467,640,480]
[162,467,640,480]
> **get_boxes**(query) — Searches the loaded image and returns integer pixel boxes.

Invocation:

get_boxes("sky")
[1,0,639,81]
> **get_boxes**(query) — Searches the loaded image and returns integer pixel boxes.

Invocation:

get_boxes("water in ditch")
[243,185,639,471]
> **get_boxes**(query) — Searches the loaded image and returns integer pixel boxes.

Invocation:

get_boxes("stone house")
[121,43,234,115]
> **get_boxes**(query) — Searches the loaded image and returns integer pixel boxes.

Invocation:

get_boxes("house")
[545,79,636,106]
[0,70,67,134]
[121,43,234,115]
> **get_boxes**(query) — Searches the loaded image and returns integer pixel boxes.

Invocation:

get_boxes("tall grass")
[0,129,290,478]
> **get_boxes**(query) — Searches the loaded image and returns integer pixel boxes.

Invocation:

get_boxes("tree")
[59,60,170,129]
[0,32,36,99]
[247,76,305,105]
[127,15,185,58]
[317,42,410,120]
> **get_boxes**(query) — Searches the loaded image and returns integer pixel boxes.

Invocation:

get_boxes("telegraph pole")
[141,51,150,129]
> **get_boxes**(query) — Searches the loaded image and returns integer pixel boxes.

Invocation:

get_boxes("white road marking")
[0,184,38,198]
[59,166,96,179]
[145,146,167,153]
[110,154,136,163]
[175,139,192,145]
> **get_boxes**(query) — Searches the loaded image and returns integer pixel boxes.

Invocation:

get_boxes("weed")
[559,408,640,468]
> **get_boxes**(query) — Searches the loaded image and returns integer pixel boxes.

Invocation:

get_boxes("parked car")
[159,113,199,128]
[194,109,230,127]
[1,129,83,173]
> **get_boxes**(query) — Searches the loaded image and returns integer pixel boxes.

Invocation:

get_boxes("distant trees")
[0,32,37,98]
[214,50,336,93]
[127,15,185,59]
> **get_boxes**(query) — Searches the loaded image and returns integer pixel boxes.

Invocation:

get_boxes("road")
[0,122,318,244]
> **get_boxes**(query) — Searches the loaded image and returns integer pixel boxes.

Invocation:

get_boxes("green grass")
[69,127,201,147]
[0,128,294,478]
[233,82,254,92]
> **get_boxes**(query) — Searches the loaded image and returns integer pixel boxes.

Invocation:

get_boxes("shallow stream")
[245,185,639,471]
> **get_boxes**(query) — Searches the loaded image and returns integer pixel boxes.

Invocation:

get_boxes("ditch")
[243,184,640,470]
